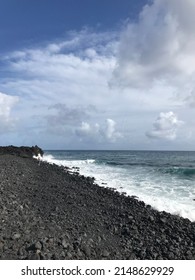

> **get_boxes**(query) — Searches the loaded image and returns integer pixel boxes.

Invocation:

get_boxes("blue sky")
[0,0,147,52]
[1,0,195,150]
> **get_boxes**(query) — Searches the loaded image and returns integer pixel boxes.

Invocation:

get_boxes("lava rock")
[0,150,194,260]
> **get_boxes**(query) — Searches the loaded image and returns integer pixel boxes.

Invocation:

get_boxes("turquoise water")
[42,150,195,221]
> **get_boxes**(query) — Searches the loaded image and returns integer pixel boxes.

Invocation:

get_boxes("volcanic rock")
[0,146,194,260]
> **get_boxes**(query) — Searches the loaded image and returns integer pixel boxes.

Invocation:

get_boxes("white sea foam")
[33,153,43,160]
[43,153,195,222]
[86,159,96,164]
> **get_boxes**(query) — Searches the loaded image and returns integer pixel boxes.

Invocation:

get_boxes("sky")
[1,0,195,150]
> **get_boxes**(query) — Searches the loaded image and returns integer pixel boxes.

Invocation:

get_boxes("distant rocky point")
[0,145,44,158]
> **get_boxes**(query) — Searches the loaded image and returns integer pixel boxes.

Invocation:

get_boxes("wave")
[42,154,55,161]
[42,154,96,167]
[105,160,195,171]
[85,159,96,164]
[105,161,176,168]
[161,167,195,177]
[43,154,195,179]
[41,152,195,221]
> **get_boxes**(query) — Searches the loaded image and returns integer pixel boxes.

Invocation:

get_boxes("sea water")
[42,150,195,222]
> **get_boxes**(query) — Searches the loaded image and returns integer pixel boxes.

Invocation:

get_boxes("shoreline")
[0,151,195,259]
[42,151,195,223]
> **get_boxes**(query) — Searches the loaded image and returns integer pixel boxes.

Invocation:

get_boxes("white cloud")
[2,30,117,107]
[76,118,122,143]
[146,111,183,140]
[105,118,122,142]
[112,0,195,100]
[0,92,19,133]
[77,121,99,135]
[75,121,101,142]
[1,23,195,149]
[0,30,130,147]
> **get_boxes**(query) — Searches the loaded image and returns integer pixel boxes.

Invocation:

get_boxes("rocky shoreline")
[0,147,195,260]
[0,145,44,158]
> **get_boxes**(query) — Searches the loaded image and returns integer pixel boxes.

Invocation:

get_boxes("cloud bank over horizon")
[0,0,195,150]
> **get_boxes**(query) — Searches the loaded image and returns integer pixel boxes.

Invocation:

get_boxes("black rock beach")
[0,146,194,260]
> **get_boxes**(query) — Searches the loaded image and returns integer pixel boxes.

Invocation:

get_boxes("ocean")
[42,150,195,222]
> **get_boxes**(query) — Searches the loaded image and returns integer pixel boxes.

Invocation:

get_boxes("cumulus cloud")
[0,92,19,133]
[76,122,100,139]
[76,118,122,143]
[112,0,195,98]
[105,118,122,141]
[146,111,183,140]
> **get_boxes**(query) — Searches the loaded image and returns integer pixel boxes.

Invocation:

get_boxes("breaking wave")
[41,151,195,222]
[161,167,195,177]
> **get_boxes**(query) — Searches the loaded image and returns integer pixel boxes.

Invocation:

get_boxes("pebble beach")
[0,146,195,260]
